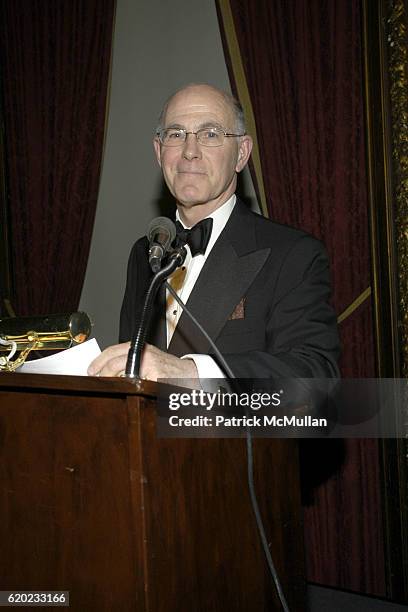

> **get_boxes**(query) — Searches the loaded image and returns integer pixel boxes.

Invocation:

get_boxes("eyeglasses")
[156,126,245,147]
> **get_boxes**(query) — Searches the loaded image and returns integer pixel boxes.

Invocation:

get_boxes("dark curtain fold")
[0,0,115,315]
[216,0,385,596]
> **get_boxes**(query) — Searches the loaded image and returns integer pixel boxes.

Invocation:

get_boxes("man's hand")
[140,343,198,381]
[87,342,198,381]
[88,342,130,377]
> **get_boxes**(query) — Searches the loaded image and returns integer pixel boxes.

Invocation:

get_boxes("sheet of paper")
[18,338,101,376]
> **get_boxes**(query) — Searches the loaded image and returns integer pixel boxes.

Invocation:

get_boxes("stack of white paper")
[18,338,101,376]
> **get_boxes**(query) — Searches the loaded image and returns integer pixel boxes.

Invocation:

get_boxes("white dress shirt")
[166,195,237,378]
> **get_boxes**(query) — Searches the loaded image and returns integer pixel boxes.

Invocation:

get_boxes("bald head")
[153,83,253,225]
[157,83,246,135]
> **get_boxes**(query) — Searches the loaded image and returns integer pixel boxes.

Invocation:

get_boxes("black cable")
[164,281,235,379]
[245,428,290,612]
[164,281,290,612]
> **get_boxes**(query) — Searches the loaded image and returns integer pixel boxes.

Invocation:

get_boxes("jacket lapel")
[168,200,270,357]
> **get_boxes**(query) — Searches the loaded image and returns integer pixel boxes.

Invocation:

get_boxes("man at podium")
[88,83,339,381]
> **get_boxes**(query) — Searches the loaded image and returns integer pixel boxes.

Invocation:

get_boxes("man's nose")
[182,133,202,160]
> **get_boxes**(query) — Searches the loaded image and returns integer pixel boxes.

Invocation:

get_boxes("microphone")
[147,217,176,272]
[125,247,187,379]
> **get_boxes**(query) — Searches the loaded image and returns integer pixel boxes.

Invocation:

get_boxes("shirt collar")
[175,195,236,256]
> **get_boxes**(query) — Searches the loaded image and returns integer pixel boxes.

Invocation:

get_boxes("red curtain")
[216,0,385,595]
[0,0,115,315]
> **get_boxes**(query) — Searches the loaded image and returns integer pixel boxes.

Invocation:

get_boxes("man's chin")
[174,190,209,207]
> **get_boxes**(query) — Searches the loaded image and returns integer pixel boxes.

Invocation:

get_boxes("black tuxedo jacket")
[119,199,340,378]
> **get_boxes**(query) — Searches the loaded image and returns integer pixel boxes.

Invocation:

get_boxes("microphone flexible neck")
[125,249,186,378]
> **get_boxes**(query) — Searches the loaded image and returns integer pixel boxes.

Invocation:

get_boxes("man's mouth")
[177,170,206,175]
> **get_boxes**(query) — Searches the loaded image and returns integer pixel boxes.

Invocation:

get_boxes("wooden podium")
[0,373,305,611]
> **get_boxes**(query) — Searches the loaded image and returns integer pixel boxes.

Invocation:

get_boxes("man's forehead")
[163,86,233,126]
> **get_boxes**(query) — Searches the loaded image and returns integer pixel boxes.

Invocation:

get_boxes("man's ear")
[235,135,253,173]
[153,137,162,168]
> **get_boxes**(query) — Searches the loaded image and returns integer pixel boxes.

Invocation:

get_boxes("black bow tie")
[175,218,213,256]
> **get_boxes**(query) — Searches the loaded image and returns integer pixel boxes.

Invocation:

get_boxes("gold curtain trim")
[218,0,269,218]
[101,2,117,169]
[386,0,408,378]
[337,286,371,324]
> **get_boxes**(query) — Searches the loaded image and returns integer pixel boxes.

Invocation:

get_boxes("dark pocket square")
[229,298,245,320]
